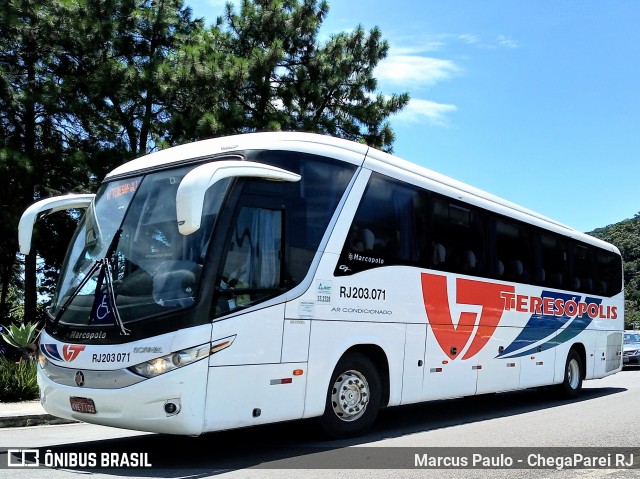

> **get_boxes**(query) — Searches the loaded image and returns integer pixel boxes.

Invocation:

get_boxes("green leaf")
[0,322,40,351]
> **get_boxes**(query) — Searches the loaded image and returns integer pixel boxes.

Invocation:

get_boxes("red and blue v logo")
[421,273,514,360]
[40,344,86,362]
[421,272,603,360]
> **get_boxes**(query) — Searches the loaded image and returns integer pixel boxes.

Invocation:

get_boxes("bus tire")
[557,349,583,399]
[319,352,382,438]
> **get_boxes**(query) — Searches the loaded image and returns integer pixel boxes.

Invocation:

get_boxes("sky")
[186,0,640,233]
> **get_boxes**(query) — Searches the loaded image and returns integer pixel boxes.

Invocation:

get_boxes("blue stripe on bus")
[497,292,601,358]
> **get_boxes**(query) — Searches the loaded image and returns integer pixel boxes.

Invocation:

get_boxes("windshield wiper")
[51,229,130,336]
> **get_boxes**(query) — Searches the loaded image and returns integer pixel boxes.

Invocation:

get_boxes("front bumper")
[37,358,209,435]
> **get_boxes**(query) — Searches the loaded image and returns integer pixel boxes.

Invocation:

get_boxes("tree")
[0,0,90,322]
[589,213,640,329]
[165,0,409,152]
[62,0,204,162]
[1,0,409,321]
[1,0,204,319]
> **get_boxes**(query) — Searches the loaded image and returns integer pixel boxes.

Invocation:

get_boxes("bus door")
[212,195,288,364]
[204,194,306,429]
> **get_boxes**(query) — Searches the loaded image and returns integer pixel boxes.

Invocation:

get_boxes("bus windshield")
[51,165,230,327]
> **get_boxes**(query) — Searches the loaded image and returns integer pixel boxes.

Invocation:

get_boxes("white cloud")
[375,55,461,90]
[391,42,446,55]
[393,98,457,126]
[458,34,480,45]
[497,35,519,49]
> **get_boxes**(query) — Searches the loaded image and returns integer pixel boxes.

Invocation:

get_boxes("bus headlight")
[129,344,210,378]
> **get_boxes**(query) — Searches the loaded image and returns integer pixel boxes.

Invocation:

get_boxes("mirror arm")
[18,194,95,255]
[176,161,300,235]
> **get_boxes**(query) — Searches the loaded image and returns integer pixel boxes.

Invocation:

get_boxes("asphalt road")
[2,367,640,479]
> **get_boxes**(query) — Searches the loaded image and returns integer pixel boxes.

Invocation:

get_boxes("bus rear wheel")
[557,349,583,399]
[319,352,381,438]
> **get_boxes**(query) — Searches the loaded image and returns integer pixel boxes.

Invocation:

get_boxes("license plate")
[70,397,97,414]
[623,358,629,363]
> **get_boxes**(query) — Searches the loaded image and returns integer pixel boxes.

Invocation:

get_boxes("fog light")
[164,402,179,415]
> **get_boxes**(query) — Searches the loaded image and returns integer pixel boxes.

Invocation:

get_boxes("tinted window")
[332,171,622,297]
[217,207,283,313]
[430,196,485,275]
[215,151,357,314]
[570,243,596,294]
[596,249,623,296]
[336,174,425,275]
[491,217,532,282]
[537,232,567,289]
[247,150,357,254]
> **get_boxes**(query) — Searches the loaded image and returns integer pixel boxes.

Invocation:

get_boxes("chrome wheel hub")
[330,369,369,422]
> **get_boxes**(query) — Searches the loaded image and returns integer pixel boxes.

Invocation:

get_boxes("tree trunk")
[22,31,38,324]
[23,253,37,322]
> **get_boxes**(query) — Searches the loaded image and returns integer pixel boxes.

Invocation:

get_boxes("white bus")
[20,132,624,438]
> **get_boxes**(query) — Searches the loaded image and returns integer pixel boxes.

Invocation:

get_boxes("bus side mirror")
[18,194,95,255]
[175,160,300,235]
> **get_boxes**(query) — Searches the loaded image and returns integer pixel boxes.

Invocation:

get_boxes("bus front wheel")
[557,349,583,399]
[319,352,382,438]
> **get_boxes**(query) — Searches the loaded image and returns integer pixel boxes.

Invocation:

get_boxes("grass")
[0,356,39,402]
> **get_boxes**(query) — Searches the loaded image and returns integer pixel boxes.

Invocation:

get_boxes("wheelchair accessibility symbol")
[91,292,113,324]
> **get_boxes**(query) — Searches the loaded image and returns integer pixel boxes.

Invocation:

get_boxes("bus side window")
[491,217,532,282]
[338,173,423,275]
[537,232,566,289]
[430,196,485,276]
[347,225,376,252]
[216,207,283,313]
[570,243,596,295]
[596,250,622,296]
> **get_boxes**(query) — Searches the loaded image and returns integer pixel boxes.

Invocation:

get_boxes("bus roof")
[105,131,619,254]
[105,132,369,179]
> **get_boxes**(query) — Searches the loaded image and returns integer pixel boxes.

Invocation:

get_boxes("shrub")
[0,357,39,402]
[0,321,40,360]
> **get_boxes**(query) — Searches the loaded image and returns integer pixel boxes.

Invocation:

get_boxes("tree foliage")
[589,213,640,329]
[0,0,92,322]
[0,0,409,320]
[165,0,408,150]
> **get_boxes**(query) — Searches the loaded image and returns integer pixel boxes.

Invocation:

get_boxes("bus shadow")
[39,385,625,477]
[370,385,625,440]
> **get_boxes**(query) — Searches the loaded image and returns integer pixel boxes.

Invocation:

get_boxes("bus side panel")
[400,323,427,405]
[282,317,311,363]
[208,304,285,367]
[517,331,557,389]
[591,330,623,379]
[475,326,521,394]
[422,327,477,400]
[303,320,406,419]
[604,330,623,375]
[587,294,624,379]
[203,362,307,432]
